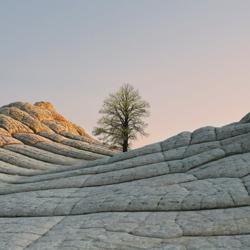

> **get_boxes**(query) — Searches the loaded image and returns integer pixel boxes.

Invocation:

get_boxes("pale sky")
[1,0,250,148]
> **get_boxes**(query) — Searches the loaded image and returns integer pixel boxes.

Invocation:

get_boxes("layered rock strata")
[1,104,250,249]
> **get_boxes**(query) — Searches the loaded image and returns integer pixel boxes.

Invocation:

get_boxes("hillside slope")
[1,105,250,249]
[0,101,116,178]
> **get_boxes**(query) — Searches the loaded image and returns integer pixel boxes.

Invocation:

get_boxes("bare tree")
[93,84,150,152]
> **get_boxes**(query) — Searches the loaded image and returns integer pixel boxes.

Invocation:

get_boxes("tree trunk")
[122,138,128,152]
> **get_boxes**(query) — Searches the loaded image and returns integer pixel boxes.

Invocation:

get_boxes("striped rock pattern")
[0,101,116,176]
[1,103,250,250]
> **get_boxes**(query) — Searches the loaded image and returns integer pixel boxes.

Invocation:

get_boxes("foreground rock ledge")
[1,103,250,249]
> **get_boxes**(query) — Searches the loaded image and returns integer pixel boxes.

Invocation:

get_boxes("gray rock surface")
[0,103,250,249]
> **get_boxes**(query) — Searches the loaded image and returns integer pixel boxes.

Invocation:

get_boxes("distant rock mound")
[0,101,116,174]
[1,106,250,249]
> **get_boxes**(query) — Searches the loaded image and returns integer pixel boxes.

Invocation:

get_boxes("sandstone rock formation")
[0,103,250,249]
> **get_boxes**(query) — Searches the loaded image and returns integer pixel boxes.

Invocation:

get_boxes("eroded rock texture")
[1,103,250,250]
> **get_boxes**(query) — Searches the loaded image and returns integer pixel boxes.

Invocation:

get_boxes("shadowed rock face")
[1,105,250,250]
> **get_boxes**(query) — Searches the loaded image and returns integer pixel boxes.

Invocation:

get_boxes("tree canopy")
[93,84,150,152]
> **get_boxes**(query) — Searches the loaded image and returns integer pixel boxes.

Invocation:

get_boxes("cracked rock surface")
[1,103,250,249]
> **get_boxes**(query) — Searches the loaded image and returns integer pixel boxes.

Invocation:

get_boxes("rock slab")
[1,103,250,249]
